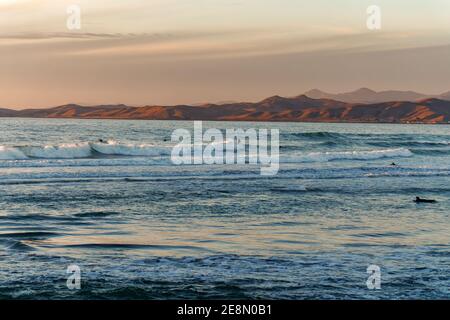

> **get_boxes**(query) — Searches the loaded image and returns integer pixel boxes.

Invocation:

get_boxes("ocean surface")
[0,118,449,299]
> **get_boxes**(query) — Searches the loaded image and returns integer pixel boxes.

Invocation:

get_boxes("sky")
[1,0,450,108]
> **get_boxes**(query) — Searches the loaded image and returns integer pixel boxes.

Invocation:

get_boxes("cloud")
[2,27,448,63]
[53,29,450,61]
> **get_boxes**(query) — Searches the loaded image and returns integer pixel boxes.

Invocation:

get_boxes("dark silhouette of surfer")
[390,162,397,166]
[414,197,437,203]
[98,139,107,144]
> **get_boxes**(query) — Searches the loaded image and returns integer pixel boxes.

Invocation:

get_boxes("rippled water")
[0,119,449,299]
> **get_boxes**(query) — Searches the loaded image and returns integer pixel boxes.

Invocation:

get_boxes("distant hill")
[1,95,450,124]
[0,108,18,117]
[304,88,450,104]
[439,91,450,101]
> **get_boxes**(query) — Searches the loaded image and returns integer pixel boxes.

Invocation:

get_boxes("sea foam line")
[282,148,413,163]
[0,141,171,160]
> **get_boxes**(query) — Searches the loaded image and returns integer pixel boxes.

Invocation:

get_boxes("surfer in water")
[414,197,437,203]
[98,139,107,144]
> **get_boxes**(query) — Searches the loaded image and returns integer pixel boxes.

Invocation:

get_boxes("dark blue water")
[0,119,449,299]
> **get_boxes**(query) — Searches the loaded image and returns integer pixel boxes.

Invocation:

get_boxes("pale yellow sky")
[1,0,450,108]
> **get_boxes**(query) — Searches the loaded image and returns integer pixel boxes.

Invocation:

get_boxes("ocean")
[0,118,449,299]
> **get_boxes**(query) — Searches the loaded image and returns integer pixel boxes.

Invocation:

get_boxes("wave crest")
[282,148,413,163]
[0,141,170,160]
[21,143,92,159]
[0,146,28,160]
[91,140,170,156]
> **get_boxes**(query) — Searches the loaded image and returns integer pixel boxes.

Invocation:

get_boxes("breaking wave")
[0,146,28,160]
[0,140,414,164]
[91,141,171,156]
[0,141,171,160]
[21,143,92,159]
[282,148,413,163]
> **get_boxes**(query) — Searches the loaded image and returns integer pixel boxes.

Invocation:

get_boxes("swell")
[282,148,413,163]
[0,231,61,239]
[288,132,450,149]
[289,132,347,139]
[2,166,450,187]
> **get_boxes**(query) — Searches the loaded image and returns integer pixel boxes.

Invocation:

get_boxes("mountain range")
[1,91,450,124]
[304,88,450,104]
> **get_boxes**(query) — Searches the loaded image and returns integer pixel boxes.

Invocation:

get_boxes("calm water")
[0,118,449,299]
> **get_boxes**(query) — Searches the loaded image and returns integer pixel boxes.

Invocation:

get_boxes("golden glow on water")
[30,206,450,259]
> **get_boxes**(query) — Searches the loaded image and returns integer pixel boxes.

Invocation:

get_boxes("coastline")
[2,95,449,124]
[0,115,448,125]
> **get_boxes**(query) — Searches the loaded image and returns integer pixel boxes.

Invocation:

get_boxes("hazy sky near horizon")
[1,0,450,108]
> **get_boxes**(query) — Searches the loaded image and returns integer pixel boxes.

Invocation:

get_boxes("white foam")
[0,140,172,160]
[0,146,28,160]
[90,140,170,156]
[21,143,92,159]
[282,148,413,163]
[0,141,413,165]
[417,140,450,145]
